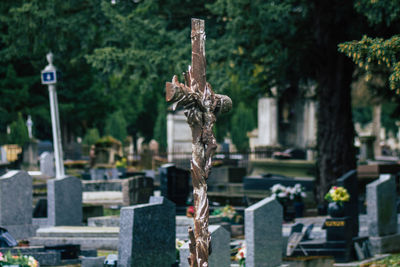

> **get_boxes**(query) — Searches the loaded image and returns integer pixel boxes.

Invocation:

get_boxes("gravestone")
[122,176,154,205]
[47,176,82,226]
[337,169,359,238]
[81,256,106,267]
[118,196,176,267]
[258,97,279,146]
[159,164,190,206]
[179,225,230,267]
[167,110,192,163]
[0,171,35,239]
[23,140,38,167]
[208,166,246,185]
[40,152,55,177]
[367,174,400,253]
[245,196,283,267]
[0,147,8,163]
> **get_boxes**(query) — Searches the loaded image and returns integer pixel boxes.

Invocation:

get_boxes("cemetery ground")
[3,144,400,266]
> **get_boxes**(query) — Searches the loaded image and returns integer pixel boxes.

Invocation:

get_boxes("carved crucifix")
[165,18,232,266]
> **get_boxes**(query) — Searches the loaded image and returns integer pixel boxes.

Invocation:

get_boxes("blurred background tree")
[1,0,400,204]
[8,113,29,147]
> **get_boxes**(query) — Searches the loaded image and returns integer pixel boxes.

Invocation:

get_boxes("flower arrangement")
[212,205,243,224]
[115,157,127,168]
[271,183,307,202]
[186,206,195,218]
[324,186,350,205]
[234,242,246,267]
[0,251,38,267]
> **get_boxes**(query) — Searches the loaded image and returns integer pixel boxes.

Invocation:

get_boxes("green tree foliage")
[208,0,360,203]
[104,110,127,143]
[8,113,29,147]
[0,0,112,141]
[82,128,100,147]
[154,99,167,153]
[230,102,255,152]
[339,35,400,92]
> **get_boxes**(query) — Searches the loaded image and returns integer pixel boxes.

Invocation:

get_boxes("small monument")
[245,196,283,267]
[367,174,400,254]
[0,171,35,239]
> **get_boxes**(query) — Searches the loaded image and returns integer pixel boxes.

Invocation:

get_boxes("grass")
[361,254,400,267]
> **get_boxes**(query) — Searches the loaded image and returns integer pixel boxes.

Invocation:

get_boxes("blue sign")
[41,70,57,84]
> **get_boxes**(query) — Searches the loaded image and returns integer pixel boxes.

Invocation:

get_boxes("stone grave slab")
[47,176,82,226]
[245,196,283,267]
[118,196,176,267]
[0,171,35,239]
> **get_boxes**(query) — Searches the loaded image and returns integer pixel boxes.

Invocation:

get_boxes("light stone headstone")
[40,152,55,177]
[118,196,176,267]
[258,97,278,146]
[179,225,230,267]
[0,171,35,239]
[367,174,397,237]
[245,196,283,267]
[167,110,192,162]
[0,146,7,163]
[47,176,82,226]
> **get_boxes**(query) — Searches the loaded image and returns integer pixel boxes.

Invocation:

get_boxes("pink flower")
[0,252,3,261]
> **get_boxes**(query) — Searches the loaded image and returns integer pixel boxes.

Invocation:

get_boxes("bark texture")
[165,18,232,267]
[313,1,357,204]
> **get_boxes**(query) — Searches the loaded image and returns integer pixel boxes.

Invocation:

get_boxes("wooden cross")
[165,18,232,267]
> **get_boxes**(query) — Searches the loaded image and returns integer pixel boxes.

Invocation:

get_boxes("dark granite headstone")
[289,223,303,236]
[302,224,314,241]
[179,225,230,267]
[0,171,34,239]
[33,198,48,218]
[47,176,83,226]
[81,256,106,267]
[367,174,397,236]
[323,217,352,242]
[208,166,246,184]
[366,174,400,254]
[337,170,358,238]
[159,164,190,206]
[245,196,283,267]
[118,196,176,267]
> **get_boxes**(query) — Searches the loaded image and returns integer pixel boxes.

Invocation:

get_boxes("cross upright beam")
[166,18,232,267]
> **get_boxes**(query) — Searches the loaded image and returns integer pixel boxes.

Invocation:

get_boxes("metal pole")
[42,52,64,179]
[48,84,65,179]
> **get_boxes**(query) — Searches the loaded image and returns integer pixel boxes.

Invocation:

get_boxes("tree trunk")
[316,53,357,204]
[313,1,358,204]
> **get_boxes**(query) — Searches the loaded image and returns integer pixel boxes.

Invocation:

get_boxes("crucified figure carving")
[165,19,232,267]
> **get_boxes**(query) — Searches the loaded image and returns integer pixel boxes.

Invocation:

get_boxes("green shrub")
[8,113,29,146]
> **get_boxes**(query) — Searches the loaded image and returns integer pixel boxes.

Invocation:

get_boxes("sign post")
[41,52,65,179]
